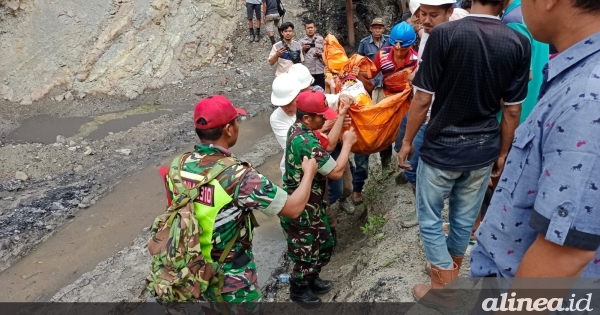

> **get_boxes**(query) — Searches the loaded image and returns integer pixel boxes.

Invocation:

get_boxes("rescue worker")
[166,95,319,313]
[282,90,357,305]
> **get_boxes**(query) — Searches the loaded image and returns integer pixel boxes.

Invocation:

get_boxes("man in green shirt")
[281,90,357,305]
[501,0,549,123]
[161,95,319,314]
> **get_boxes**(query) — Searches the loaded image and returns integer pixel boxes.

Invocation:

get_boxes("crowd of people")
[150,0,600,313]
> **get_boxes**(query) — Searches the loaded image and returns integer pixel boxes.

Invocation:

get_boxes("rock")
[83,148,94,156]
[81,140,89,146]
[56,135,67,144]
[78,203,89,209]
[65,91,74,101]
[46,225,53,230]
[69,140,77,146]
[79,93,87,99]
[68,146,78,151]
[225,87,232,92]
[73,165,83,172]
[116,149,132,156]
[237,83,244,89]
[55,94,65,102]
[246,90,253,96]
[15,171,28,181]
[20,97,33,105]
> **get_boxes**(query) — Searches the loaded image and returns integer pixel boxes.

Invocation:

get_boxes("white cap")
[271,73,302,106]
[286,64,314,89]
[449,8,469,21]
[409,0,420,15]
[417,0,456,6]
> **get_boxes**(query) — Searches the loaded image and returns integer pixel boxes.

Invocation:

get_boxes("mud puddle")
[0,111,286,302]
[6,104,186,144]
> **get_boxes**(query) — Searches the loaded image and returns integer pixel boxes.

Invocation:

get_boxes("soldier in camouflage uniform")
[281,90,357,305]
[165,95,319,314]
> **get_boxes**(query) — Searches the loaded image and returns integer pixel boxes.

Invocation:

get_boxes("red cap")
[296,90,337,120]
[193,95,247,129]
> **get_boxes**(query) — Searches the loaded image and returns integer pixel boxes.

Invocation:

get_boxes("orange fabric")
[324,34,414,155]
[340,74,412,154]
[323,35,378,79]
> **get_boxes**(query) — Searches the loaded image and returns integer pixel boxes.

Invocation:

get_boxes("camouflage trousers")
[199,282,261,315]
[280,211,335,286]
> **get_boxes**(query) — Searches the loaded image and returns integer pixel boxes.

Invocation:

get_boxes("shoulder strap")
[168,154,239,210]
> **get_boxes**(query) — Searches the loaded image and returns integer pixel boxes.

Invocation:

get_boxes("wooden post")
[346,0,355,46]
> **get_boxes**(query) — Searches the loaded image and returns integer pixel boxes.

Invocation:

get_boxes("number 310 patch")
[197,184,215,207]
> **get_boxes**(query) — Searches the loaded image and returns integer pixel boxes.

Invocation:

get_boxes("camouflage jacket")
[282,123,337,227]
[166,144,288,293]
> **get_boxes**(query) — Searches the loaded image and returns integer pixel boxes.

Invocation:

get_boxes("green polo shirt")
[500,0,549,124]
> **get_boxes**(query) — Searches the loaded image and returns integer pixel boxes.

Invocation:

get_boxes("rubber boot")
[269,35,276,45]
[413,263,461,315]
[310,277,333,295]
[290,280,321,307]
[255,28,261,42]
[400,208,418,228]
[424,256,463,276]
[248,28,255,43]
[400,188,418,228]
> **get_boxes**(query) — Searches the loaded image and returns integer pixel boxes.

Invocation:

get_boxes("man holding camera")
[299,20,325,89]
[269,22,304,76]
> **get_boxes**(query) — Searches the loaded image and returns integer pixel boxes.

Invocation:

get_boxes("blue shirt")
[500,0,550,124]
[470,32,600,278]
[357,34,391,88]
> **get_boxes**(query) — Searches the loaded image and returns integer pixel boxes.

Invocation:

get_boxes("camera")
[309,41,316,48]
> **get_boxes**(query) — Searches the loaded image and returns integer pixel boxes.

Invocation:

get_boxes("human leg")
[415,158,458,269]
[446,165,492,260]
[352,154,370,203]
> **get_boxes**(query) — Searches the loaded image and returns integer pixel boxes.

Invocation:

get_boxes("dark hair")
[440,3,454,10]
[195,118,236,141]
[279,22,295,34]
[473,0,504,6]
[461,0,472,9]
[304,19,315,27]
[401,12,412,22]
[296,109,316,122]
[573,0,600,12]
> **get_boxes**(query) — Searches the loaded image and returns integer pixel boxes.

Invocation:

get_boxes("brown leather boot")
[413,263,461,314]
[413,262,459,299]
[451,255,464,272]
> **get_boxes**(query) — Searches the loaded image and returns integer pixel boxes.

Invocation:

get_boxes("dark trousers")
[352,146,392,193]
[312,73,325,90]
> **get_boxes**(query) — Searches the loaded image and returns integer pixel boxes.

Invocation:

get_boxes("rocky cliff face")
[298,0,409,49]
[0,0,238,104]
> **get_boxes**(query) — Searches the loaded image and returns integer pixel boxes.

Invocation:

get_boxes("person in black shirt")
[397,0,530,304]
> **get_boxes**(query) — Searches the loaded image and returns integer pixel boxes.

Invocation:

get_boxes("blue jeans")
[394,114,427,186]
[416,158,492,269]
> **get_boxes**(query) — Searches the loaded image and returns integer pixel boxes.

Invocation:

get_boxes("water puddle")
[6,104,181,144]
[0,111,285,302]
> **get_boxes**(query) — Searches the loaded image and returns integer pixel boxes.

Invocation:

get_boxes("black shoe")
[310,278,333,295]
[269,35,276,45]
[290,281,321,307]
[248,28,255,43]
[255,28,261,42]
[395,172,408,185]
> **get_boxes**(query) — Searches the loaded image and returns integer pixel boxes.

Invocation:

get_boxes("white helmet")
[417,0,456,5]
[271,73,302,106]
[286,64,314,90]
[409,0,421,15]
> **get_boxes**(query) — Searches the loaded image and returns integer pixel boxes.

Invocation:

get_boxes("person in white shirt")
[270,73,302,176]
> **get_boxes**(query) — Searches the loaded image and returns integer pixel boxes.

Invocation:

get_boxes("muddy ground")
[0,0,469,308]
